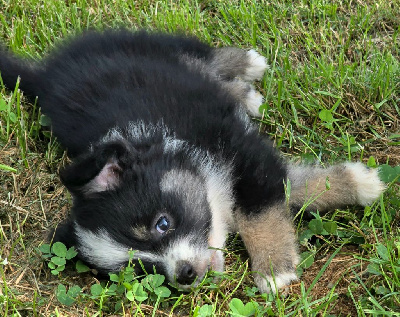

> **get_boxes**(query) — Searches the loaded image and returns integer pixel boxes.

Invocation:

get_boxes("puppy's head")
[52,131,233,290]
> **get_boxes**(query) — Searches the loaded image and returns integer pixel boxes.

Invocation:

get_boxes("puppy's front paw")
[243,50,268,82]
[254,271,298,294]
[250,245,300,294]
[344,162,386,206]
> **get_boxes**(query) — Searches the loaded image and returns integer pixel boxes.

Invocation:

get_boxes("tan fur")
[235,203,299,287]
[235,162,384,292]
[131,225,151,241]
[288,164,359,212]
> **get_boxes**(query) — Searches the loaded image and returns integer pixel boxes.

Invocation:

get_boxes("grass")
[0,0,399,315]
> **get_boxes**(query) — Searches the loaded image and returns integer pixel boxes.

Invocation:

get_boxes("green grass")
[1,0,399,316]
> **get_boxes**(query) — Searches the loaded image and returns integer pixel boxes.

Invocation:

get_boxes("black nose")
[176,261,197,285]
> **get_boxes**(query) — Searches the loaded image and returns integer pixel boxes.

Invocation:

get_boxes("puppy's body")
[0,30,385,292]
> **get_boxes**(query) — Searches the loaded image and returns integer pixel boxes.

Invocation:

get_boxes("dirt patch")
[288,246,367,316]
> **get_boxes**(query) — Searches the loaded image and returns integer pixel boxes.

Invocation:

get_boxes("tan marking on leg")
[235,203,299,293]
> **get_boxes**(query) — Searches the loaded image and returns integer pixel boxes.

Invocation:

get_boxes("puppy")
[0,30,385,293]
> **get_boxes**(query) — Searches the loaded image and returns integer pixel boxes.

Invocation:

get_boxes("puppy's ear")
[60,141,132,196]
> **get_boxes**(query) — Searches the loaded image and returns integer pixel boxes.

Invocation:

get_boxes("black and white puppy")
[0,30,385,293]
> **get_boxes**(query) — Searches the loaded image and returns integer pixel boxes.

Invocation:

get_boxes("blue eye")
[155,216,170,234]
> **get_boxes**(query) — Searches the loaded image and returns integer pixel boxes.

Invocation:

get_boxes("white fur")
[160,169,209,217]
[74,223,131,270]
[127,121,164,140]
[102,126,124,142]
[163,136,186,153]
[243,49,268,82]
[103,120,172,143]
[256,272,298,294]
[105,120,187,156]
[190,150,235,260]
[204,165,234,254]
[344,162,385,206]
[244,88,264,117]
[75,223,163,270]
[162,236,211,289]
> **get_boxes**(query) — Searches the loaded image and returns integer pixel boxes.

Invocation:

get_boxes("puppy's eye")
[155,216,170,234]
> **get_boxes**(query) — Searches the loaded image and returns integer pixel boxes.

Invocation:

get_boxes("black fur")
[0,30,287,287]
[1,30,286,209]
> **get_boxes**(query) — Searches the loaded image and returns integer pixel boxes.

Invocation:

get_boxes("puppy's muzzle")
[175,260,198,285]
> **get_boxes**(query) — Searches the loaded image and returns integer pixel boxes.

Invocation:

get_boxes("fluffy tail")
[0,46,41,98]
[288,162,385,215]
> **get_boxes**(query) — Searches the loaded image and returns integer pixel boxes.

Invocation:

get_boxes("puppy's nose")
[176,260,197,285]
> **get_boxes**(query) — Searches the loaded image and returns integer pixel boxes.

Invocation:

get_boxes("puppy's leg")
[210,47,268,116]
[218,80,264,117]
[180,47,267,116]
[288,162,385,212]
[208,47,268,82]
[235,203,299,293]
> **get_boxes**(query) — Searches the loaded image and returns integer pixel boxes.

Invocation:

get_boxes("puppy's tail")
[0,45,42,98]
[288,162,385,217]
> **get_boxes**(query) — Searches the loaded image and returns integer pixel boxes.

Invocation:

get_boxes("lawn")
[0,0,399,316]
